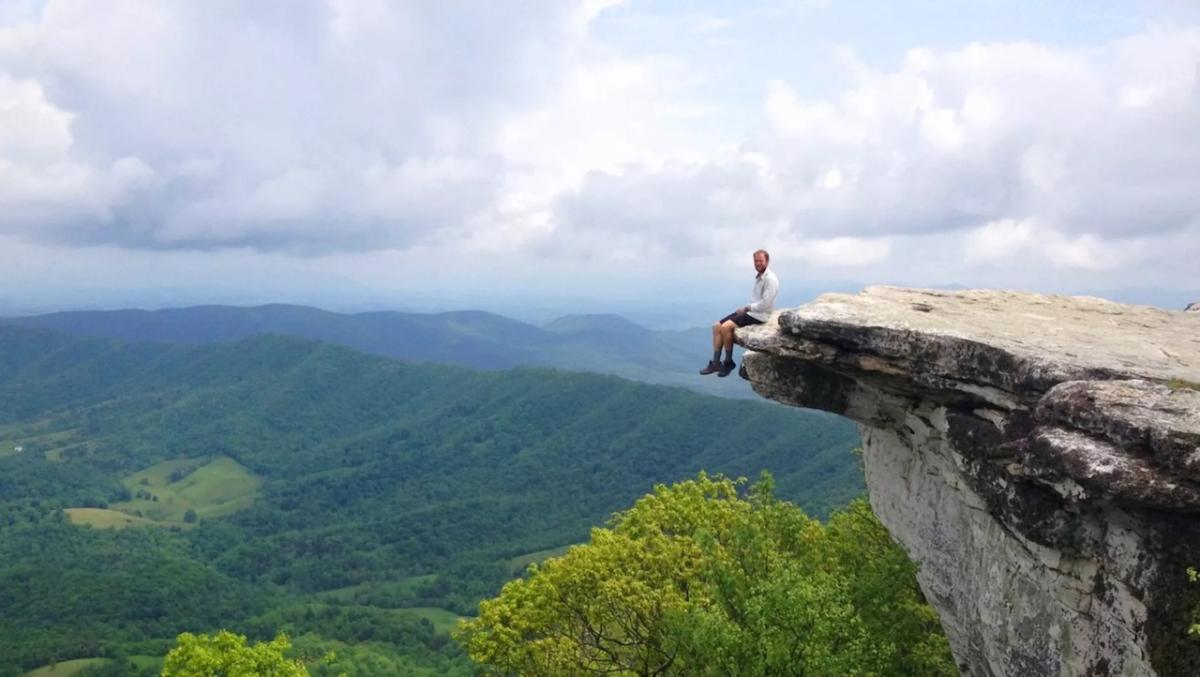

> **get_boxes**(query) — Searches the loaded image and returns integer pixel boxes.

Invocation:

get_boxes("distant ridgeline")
[0,324,860,674]
[8,303,756,398]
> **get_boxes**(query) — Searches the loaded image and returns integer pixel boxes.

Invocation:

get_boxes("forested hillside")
[7,304,752,397]
[0,325,860,674]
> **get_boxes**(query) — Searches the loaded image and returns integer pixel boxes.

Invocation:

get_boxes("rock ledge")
[739,287,1200,677]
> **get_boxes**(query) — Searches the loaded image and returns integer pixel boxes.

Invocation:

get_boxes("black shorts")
[720,311,764,328]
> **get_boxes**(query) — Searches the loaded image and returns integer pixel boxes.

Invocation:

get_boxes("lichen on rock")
[737,287,1200,677]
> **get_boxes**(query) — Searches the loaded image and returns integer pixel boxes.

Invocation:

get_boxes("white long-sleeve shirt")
[747,268,779,321]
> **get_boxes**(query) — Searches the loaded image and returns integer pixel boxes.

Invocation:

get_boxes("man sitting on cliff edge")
[700,249,779,378]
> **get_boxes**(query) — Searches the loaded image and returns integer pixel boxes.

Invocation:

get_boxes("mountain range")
[6,304,753,399]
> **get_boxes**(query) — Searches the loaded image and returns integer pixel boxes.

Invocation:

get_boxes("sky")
[1,0,1199,323]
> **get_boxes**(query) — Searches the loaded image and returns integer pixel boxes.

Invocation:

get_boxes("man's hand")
[739,306,750,314]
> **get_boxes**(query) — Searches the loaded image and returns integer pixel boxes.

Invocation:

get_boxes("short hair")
[753,249,770,262]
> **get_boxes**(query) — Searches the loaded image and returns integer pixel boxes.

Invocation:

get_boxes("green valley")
[0,324,863,675]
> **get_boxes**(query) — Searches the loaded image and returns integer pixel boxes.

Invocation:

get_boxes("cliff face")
[738,287,1200,677]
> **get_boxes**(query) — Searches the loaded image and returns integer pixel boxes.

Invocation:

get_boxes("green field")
[320,574,440,604]
[129,655,163,671]
[0,422,18,457]
[108,456,262,523]
[398,607,464,635]
[23,658,111,676]
[23,655,160,676]
[63,456,262,527]
[64,508,163,529]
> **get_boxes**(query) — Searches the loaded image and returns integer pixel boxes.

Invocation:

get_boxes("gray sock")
[712,350,721,363]
[724,349,735,363]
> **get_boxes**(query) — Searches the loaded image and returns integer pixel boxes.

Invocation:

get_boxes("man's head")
[753,249,769,275]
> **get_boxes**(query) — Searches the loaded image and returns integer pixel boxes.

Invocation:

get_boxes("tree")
[162,630,308,676]
[456,473,955,676]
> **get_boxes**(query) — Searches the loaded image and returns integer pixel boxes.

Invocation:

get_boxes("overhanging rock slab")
[738,287,1200,677]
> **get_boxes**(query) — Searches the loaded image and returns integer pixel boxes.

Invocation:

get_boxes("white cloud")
[550,25,1200,279]
[0,71,155,233]
[691,16,734,35]
[0,73,72,161]
[576,0,630,28]
[0,0,575,250]
[0,1,1197,298]
[753,31,1200,239]
[963,219,1037,263]
[965,219,1123,271]
[790,236,891,267]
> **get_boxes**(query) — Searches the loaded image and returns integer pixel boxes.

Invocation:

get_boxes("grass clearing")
[0,421,25,437]
[65,508,163,529]
[37,429,86,460]
[24,654,162,675]
[396,573,439,594]
[129,655,164,672]
[397,607,463,635]
[24,657,111,676]
[319,574,439,604]
[109,455,262,523]
[0,422,83,461]
[506,545,573,575]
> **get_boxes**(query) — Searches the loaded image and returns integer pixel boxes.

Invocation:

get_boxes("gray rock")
[1186,302,1199,313]
[737,287,1200,677]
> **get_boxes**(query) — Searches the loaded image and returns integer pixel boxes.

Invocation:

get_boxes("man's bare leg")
[701,320,728,374]
[717,320,738,376]
[721,321,736,358]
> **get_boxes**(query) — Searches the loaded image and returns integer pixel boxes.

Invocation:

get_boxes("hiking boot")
[717,360,736,377]
[699,360,722,375]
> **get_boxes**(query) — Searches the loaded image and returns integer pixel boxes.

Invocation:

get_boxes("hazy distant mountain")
[9,304,754,398]
[1080,286,1200,311]
[543,312,655,342]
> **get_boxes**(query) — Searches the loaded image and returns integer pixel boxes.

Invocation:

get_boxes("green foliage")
[240,604,467,674]
[162,631,308,676]
[0,451,128,519]
[457,473,954,676]
[0,325,865,674]
[0,522,269,672]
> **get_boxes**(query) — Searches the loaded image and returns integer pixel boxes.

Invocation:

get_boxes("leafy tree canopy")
[162,631,307,676]
[456,473,956,676]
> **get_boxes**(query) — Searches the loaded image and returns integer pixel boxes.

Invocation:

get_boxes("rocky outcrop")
[1186,302,1199,313]
[737,287,1200,676]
